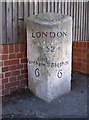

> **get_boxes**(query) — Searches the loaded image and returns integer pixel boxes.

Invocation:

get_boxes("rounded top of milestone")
[28,12,70,25]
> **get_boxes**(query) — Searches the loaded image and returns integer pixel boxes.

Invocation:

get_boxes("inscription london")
[27,59,69,68]
[32,31,67,38]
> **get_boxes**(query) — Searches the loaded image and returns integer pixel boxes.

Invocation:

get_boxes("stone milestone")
[27,12,72,102]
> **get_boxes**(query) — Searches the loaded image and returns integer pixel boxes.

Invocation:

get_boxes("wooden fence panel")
[0,2,2,44]
[87,2,89,40]
[6,2,13,44]
[18,2,25,43]
[24,2,29,40]
[0,1,89,44]
[13,2,18,43]
[85,2,88,41]
[0,2,7,44]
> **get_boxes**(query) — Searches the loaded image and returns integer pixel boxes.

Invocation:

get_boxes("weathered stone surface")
[27,12,72,102]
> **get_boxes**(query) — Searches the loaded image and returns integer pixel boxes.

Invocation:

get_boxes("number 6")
[57,69,62,78]
[35,68,40,77]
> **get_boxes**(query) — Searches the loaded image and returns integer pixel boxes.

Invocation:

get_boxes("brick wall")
[0,41,89,96]
[0,44,28,96]
[72,41,89,74]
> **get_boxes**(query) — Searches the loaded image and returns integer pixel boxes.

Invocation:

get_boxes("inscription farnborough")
[27,59,69,68]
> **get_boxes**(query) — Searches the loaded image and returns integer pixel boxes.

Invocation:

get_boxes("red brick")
[21,58,27,63]
[0,85,2,90]
[0,74,3,79]
[23,53,27,58]
[9,77,16,82]
[0,80,1,85]
[72,43,75,49]
[24,73,28,78]
[15,44,19,53]
[73,56,77,62]
[9,54,16,59]
[87,42,89,48]
[73,62,80,71]
[21,69,28,74]
[81,68,87,74]
[5,83,11,89]
[76,52,83,58]
[0,61,2,66]
[77,58,83,63]
[79,42,82,47]
[87,70,89,74]
[0,45,3,54]
[0,90,2,96]
[16,64,23,69]
[11,70,20,76]
[9,59,19,65]
[87,53,89,59]
[10,65,16,71]
[3,45,8,53]
[2,89,9,96]
[10,86,17,93]
[0,55,2,59]
[20,44,26,52]
[19,82,24,86]
[73,41,76,47]
[78,42,84,47]
[21,79,27,85]
[16,85,21,90]
[24,64,27,69]
[82,53,87,59]
[72,51,77,57]
[83,59,88,63]
[72,49,77,53]
[10,81,19,87]
[81,63,87,69]
[17,75,24,80]
[75,42,79,47]
[78,48,83,53]
[2,54,8,60]
[5,81,19,89]
[2,78,8,84]
[2,84,4,89]
[87,49,89,54]
[4,60,9,66]
[83,49,87,53]
[2,67,9,72]
[17,53,24,58]
[2,74,4,79]
[79,63,87,74]
[83,42,87,48]
[78,62,82,67]
[87,64,89,69]
[9,45,14,53]
[5,72,11,77]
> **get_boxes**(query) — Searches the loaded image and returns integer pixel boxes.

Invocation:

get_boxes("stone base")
[28,63,71,102]
[28,79,71,102]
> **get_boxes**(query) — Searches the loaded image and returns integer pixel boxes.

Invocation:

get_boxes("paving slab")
[2,73,88,119]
